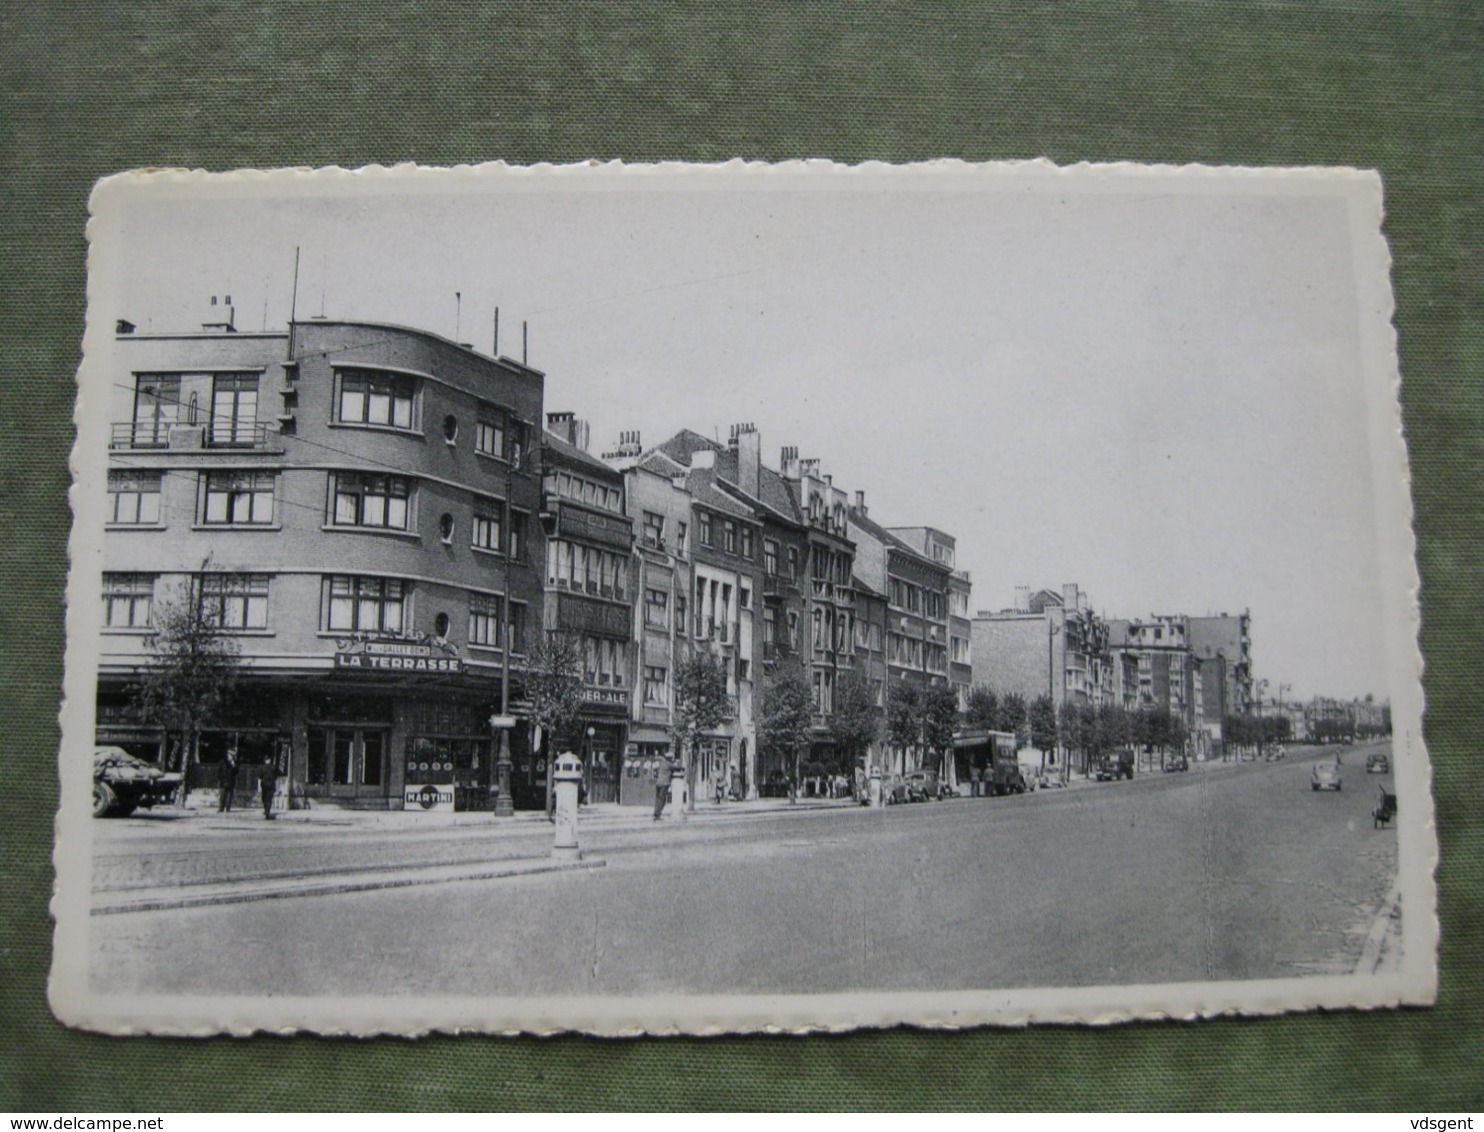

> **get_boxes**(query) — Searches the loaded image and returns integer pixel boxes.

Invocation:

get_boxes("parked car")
[1366,753,1390,774]
[882,774,910,805]
[1093,749,1136,782]
[904,770,939,802]
[1163,753,1189,773]
[1311,761,1343,792]
[93,745,182,817]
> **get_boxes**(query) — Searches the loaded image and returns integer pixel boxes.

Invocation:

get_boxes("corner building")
[96,319,545,809]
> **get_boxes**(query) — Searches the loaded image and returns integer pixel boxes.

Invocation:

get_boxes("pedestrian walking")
[259,754,279,820]
[217,747,238,812]
[971,765,982,798]
[654,757,674,821]
[714,773,726,805]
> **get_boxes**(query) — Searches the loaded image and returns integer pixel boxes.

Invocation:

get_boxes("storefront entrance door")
[586,737,618,804]
[307,727,388,800]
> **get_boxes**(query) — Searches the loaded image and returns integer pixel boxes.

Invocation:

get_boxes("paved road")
[90,743,1397,997]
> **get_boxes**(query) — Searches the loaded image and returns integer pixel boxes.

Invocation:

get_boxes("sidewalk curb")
[92,856,605,916]
[1354,880,1401,975]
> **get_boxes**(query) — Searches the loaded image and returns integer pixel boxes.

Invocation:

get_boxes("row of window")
[102,572,527,649]
[127,369,528,460]
[888,577,948,619]
[545,470,623,514]
[545,539,631,601]
[696,510,755,559]
[108,469,528,555]
[887,633,949,673]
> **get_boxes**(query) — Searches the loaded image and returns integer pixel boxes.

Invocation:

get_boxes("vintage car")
[1163,753,1190,772]
[1311,761,1343,792]
[1093,749,1136,782]
[93,745,182,817]
[904,770,940,803]
[1366,752,1391,774]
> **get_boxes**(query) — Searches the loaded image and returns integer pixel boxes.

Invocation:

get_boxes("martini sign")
[404,782,455,814]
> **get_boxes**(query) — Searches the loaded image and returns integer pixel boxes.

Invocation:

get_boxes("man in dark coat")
[217,747,238,812]
[260,754,279,820]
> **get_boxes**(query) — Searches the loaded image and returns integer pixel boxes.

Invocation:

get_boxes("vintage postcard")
[52,160,1435,1035]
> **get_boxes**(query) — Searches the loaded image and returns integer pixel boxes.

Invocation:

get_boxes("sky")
[94,163,1409,700]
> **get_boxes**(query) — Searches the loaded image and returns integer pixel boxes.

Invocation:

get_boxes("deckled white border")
[52,159,1437,1036]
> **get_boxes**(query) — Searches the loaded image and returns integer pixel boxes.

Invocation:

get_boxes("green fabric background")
[1,1,1479,1112]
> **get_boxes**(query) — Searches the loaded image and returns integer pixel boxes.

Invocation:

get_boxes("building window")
[509,602,526,653]
[698,512,713,547]
[475,410,506,459]
[131,374,179,447]
[332,472,410,530]
[675,595,687,637]
[763,605,778,646]
[813,669,833,714]
[740,526,754,560]
[209,374,259,446]
[108,470,161,525]
[472,497,505,552]
[643,510,665,549]
[336,369,415,430]
[763,539,779,576]
[644,666,667,706]
[739,584,751,610]
[468,593,502,647]
[645,588,669,630]
[326,575,405,633]
[102,572,153,628]
[676,521,688,556]
[202,470,275,525]
[508,509,527,561]
[198,573,269,630]
[722,520,737,554]
[787,547,799,579]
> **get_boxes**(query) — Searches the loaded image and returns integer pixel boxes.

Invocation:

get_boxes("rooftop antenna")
[522,320,528,365]
[493,307,499,356]
[455,291,462,342]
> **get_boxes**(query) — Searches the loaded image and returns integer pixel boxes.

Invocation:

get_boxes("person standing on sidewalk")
[259,753,279,820]
[654,757,674,821]
[217,747,238,812]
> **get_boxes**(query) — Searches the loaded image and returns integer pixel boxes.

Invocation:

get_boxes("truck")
[988,739,1029,795]
[1093,748,1136,781]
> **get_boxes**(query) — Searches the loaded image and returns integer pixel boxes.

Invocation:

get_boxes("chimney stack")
[546,411,589,451]
[733,422,761,497]
[202,293,237,333]
[854,489,866,517]
[780,445,800,480]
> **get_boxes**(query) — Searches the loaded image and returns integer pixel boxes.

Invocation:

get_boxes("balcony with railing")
[111,421,281,452]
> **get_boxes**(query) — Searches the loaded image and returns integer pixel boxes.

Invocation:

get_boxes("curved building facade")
[95,319,545,809]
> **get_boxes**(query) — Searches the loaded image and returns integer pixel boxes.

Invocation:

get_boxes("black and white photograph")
[52,160,1435,1035]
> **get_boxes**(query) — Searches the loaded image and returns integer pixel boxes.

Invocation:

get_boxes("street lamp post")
[492,442,524,817]
[1047,618,1062,777]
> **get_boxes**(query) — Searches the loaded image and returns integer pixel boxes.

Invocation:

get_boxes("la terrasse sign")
[334,632,464,674]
